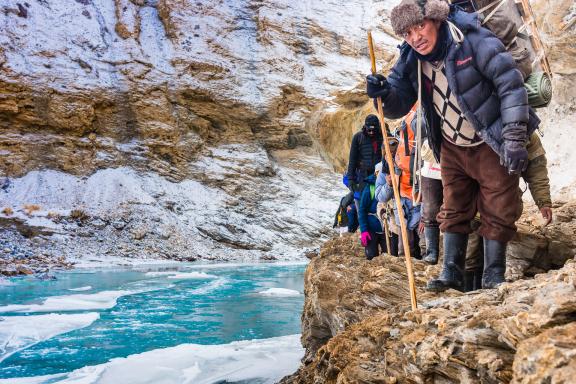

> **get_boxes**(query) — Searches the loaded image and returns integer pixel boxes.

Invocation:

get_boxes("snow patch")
[0,313,99,363]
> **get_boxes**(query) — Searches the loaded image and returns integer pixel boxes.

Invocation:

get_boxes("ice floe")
[167,272,217,280]
[189,278,229,295]
[68,286,92,292]
[0,334,303,384]
[0,290,140,313]
[0,313,99,363]
[258,288,301,297]
[144,271,217,280]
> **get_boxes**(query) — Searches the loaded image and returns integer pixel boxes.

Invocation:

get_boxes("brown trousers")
[437,140,520,243]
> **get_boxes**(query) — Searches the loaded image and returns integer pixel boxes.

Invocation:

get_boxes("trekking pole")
[368,31,418,310]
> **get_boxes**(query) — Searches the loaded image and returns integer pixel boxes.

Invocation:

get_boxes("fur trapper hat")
[390,0,450,36]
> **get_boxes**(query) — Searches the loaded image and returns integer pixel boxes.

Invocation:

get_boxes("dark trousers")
[421,176,443,227]
[438,140,520,242]
[365,232,399,259]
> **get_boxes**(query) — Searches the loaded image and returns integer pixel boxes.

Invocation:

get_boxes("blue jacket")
[375,170,393,203]
[357,175,382,234]
[380,9,539,161]
[375,171,421,231]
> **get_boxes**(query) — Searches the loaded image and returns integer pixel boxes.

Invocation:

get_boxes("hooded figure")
[346,114,384,194]
[366,0,539,291]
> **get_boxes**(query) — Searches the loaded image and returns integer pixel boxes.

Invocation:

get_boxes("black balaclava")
[363,114,380,136]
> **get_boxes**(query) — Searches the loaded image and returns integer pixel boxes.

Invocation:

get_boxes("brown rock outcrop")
[0,0,397,179]
[284,203,576,383]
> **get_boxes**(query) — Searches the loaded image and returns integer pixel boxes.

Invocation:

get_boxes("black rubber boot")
[423,226,440,265]
[426,232,468,292]
[482,238,507,289]
[464,269,483,292]
[408,231,421,260]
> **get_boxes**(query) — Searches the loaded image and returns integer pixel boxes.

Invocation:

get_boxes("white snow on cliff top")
[0,0,402,105]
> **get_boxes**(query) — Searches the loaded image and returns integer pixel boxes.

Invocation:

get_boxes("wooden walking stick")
[368,31,418,310]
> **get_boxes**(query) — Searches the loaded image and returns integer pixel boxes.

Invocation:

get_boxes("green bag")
[525,71,553,108]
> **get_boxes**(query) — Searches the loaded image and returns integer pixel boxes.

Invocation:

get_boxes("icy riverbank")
[0,262,306,382]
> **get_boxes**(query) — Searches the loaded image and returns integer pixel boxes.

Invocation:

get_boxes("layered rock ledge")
[283,202,576,383]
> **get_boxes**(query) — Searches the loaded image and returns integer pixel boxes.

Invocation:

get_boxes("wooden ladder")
[516,0,552,77]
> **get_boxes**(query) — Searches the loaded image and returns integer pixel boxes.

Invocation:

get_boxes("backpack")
[333,192,354,228]
[450,0,552,108]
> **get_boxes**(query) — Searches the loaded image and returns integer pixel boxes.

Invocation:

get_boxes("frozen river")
[0,262,306,383]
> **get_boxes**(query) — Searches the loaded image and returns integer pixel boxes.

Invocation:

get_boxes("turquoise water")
[0,262,306,381]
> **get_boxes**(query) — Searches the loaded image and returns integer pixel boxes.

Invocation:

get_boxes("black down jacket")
[380,8,540,161]
[346,128,383,183]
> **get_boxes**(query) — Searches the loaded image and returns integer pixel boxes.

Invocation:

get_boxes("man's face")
[366,126,376,136]
[403,19,441,55]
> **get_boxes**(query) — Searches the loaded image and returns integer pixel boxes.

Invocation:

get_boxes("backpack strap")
[403,122,410,157]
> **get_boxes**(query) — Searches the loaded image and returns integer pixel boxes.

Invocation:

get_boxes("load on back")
[451,0,553,108]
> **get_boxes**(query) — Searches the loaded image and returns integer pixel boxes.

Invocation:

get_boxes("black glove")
[501,123,528,175]
[366,74,390,99]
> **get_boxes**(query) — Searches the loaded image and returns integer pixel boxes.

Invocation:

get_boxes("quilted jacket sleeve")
[470,29,529,129]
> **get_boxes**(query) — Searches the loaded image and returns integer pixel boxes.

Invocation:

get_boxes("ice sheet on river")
[145,271,217,279]
[1,334,303,384]
[0,313,99,363]
[258,288,301,297]
[0,290,141,313]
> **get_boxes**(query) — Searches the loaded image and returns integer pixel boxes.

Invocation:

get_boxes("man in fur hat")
[365,0,540,291]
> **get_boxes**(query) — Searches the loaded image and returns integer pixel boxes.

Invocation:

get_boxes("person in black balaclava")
[346,114,384,202]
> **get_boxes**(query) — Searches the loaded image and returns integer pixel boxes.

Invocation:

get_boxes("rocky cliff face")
[283,202,576,383]
[0,0,400,267]
[1,0,574,268]
[0,0,399,179]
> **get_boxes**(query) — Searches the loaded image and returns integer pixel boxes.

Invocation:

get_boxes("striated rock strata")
[283,203,576,383]
[0,0,399,266]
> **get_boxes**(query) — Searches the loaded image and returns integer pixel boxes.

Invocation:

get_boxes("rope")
[476,0,501,14]
[481,0,508,25]
[413,60,423,205]
[446,21,464,43]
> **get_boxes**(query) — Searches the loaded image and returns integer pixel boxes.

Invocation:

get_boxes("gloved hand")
[360,231,372,247]
[366,74,391,99]
[501,123,528,174]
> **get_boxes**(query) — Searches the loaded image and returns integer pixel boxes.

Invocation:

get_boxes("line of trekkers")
[333,0,553,293]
